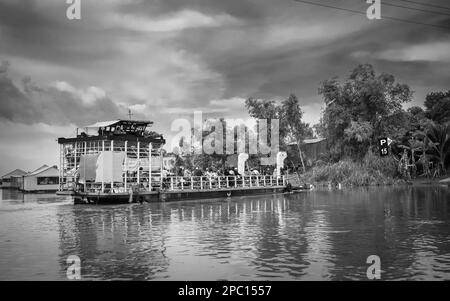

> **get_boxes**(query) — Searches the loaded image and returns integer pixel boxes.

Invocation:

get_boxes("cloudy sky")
[0,0,449,175]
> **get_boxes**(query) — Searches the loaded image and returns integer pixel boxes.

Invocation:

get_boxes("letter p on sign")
[379,137,389,157]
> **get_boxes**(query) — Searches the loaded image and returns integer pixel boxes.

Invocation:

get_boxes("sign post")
[378,137,391,157]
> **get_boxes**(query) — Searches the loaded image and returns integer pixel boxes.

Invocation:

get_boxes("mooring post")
[84,141,87,192]
[148,143,152,191]
[137,141,140,186]
[102,140,105,193]
[124,141,127,192]
[128,186,133,203]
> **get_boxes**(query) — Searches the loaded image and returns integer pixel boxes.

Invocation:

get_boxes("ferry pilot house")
[57,120,166,194]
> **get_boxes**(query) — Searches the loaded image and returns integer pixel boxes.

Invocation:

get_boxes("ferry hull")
[160,187,288,202]
[65,186,303,205]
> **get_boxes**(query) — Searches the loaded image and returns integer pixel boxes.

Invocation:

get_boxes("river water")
[0,185,449,281]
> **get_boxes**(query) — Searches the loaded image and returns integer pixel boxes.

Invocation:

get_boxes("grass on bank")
[299,151,405,186]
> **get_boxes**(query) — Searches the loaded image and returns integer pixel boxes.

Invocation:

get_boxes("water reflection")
[0,186,449,280]
[0,188,68,206]
[52,185,450,280]
[1,188,23,202]
[0,189,71,280]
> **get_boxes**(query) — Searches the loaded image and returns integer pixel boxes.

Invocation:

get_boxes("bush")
[363,150,398,177]
[302,153,401,186]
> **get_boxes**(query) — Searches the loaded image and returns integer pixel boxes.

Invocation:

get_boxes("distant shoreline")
[307,176,449,188]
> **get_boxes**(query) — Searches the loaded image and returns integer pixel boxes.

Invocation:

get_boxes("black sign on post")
[379,137,389,157]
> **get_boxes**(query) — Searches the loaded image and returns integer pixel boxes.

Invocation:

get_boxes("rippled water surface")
[1,186,449,280]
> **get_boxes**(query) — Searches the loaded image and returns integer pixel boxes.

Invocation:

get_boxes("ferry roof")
[58,119,165,145]
[85,120,121,128]
[287,137,327,145]
[84,120,154,129]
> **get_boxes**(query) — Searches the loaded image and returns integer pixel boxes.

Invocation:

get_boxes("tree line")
[245,64,450,178]
[171,63,449,179]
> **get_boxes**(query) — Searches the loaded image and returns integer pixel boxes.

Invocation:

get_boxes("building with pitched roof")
[22,165,59,192]
[1,169,27,189]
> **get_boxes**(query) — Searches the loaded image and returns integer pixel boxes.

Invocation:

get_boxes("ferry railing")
[79,181,151,194]
[74,175,286,193]
[162,175,286,191]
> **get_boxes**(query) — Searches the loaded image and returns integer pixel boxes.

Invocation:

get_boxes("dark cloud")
[0,0,449,156]
[0,0,449,175]
[0,64,43,123]
[121,0,265,21]
[0,60,137,126]
[0,0,448,114]
[167,1,450,105]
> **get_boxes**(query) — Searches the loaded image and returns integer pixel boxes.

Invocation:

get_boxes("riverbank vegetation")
[246,64,450,185]
[299,152,402,186]
[171,63,448,186]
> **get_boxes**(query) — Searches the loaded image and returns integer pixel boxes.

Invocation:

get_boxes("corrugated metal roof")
[26,165,49,176]
[303,138,327,144]
[287,137,327,145]
[84,120,121,128]
[25,165,58,177]
[1,169,27,178]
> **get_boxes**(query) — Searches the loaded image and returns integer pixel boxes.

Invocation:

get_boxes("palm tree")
[399,138,423,178]
[426,124,450,176]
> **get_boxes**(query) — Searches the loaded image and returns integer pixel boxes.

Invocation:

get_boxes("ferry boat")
[56,120,306,204]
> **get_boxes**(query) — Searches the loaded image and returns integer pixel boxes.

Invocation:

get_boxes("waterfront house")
[1,169,27,189]
[22,165,59,192]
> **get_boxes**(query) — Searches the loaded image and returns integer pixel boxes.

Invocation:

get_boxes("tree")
[281,94,312,172]
[313,118,327,138]
[398,138,424,178]
[426,123,450,175]
[318,64,413,160]
[408,106,425,118]
[343,120,373,158]
[406,106,434,133]
[424,90,450,125]
[245,94,313,172]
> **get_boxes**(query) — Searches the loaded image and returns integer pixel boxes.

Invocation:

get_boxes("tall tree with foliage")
[424,90,450,125]
[318,64,413,160]
[281,94,312,172]
[426,123,450,175]
[245,94,312,171]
